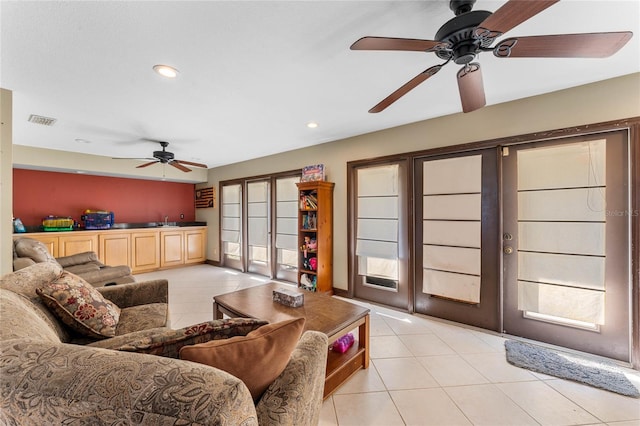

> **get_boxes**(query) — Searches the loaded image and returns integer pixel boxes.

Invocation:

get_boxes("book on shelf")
[302,211,317,229]
[299,192,318,210]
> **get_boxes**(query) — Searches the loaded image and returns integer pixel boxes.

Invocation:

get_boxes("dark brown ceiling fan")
[351,0,633,113]
[113,140,207,172]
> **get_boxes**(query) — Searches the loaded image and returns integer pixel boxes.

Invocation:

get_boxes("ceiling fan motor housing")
[153,150,174,163]
[435,9,492,64]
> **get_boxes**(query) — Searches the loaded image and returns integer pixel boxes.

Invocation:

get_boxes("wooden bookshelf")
[296,181,334,294]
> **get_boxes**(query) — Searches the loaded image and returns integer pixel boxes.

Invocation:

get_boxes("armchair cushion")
[36,272,121,339]
[116,303,168,335]
[180,318,305,401]
[87,318,269,358]
[0,339,259,425]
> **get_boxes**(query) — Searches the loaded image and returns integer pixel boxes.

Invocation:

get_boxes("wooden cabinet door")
[32,235,59,257]
[58,234,98,257]
[131,231,160,273]
[185,228,207,264]
[99,233,131,266]
[161,230,184,268]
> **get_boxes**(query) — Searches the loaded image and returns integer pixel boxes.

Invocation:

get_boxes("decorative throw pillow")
[36,271,121,339]
[179,317,306,401]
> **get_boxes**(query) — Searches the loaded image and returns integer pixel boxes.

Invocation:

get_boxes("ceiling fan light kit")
[351,0,633,113]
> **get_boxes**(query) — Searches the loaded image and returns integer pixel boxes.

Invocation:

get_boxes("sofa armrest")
[13,257,36,271]
[256,330,329,426]
[87,318,269,358]
[56,251,103,268]
[96,279,167,308]
[0,339,259,425]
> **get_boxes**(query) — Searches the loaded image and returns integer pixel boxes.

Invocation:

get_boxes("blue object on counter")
[13,218,26,233]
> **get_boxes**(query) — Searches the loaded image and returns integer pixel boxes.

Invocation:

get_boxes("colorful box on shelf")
[81,210,114,230]
[42,216,74,231]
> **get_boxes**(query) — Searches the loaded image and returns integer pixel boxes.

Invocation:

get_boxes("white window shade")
[247,182,269,248]
[221,184,241,243]
[275,176,299,251]
[356,165,399,260]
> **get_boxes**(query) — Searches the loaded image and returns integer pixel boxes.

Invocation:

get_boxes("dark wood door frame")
[344,117,639,369]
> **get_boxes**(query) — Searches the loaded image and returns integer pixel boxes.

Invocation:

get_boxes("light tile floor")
[137,264,640,426]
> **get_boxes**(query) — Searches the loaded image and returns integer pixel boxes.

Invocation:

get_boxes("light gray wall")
[199,73,640,291]
[1,89,13,275]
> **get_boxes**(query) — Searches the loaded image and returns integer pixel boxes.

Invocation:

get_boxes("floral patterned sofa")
[0,262,328,425]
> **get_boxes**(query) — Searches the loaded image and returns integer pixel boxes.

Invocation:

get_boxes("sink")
[156,222,178,228]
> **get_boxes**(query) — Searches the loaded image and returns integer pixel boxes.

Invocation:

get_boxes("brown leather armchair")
[13,237,135,287]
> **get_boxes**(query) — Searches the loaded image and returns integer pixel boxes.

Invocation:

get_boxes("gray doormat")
[505,340,639,398]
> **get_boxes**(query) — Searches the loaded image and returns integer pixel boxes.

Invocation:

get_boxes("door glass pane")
[516,140,606,328]
[247,181,270,273]
[422,155,482,303]
[275,176,300,281]
[221,184,242,267]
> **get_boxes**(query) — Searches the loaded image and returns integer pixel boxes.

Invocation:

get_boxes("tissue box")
[273,288,304,308]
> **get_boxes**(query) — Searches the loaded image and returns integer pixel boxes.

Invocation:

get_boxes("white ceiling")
[2,1,639,169]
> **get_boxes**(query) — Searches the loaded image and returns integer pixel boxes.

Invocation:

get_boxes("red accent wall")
[13,169,196,226]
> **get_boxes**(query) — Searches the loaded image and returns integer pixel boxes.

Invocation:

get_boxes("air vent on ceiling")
[28,114,57,126]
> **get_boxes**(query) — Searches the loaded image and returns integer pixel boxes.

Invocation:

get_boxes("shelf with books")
[296,181,334,294]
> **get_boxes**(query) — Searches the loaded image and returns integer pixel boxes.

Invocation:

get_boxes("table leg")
[213,301,223,320]
[360,314,370,368]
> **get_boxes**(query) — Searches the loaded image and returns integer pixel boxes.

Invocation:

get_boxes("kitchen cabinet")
[131,230,161,273]
[160,230,184,268]
[15,226,207,274]
[185,227,207,264]
[99,232,131,267]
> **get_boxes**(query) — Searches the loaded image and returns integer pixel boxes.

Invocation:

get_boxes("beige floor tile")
[462,352,538,382]
[332,392,405,425]
[319,397,338,426]
[417,354,489,387]
[497,380,600,425]
[437,329,498,354]
[398,333,455,357]
[381,313,434,335]
[369,335,413,359]
[445,384,538,425]
[547,379,640,423]
[334,365,387,394]
[373,357,439,390]
[390,388,472,426]
[369,318,395,337]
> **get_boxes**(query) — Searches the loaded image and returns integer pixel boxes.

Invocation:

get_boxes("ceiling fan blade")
[457,63,486,113]
[169,161,192,172]
[174,159,208,168]
[369,64,444,113]
[475,0,559,39]
[112,157,155,161]
[351,36,449,52]
[494,32,633,58]
[136,161,160,169]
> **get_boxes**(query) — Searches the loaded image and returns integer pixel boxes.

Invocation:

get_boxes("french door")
[502,131,631,361]
[246,180,271,276]
[220,173,300,281]
[414,149,500,331]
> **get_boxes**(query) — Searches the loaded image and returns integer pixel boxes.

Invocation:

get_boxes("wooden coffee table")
[213,282,370,399]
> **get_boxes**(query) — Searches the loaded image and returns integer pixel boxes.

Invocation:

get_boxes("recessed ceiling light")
[153,64,179,78]
[307,122,319,129]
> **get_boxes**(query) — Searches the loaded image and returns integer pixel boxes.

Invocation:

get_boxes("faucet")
[164,215,169,226]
